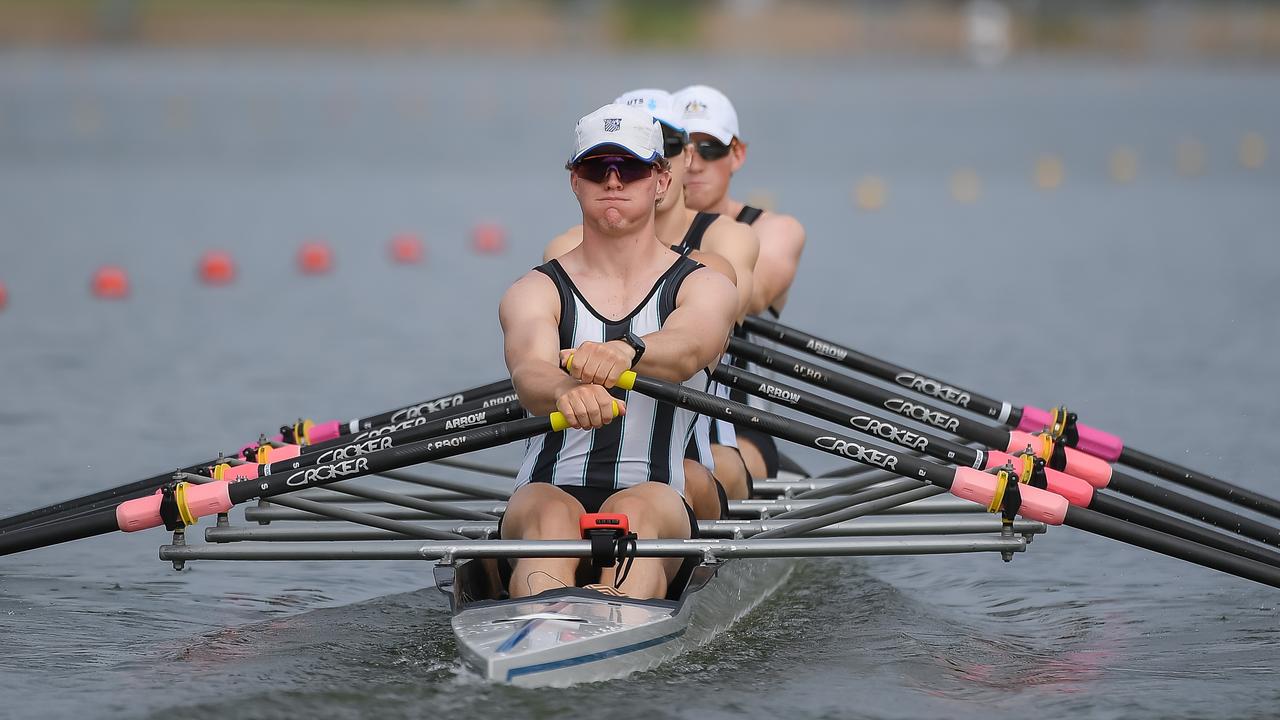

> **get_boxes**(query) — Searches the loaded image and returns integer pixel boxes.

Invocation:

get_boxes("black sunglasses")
[694,139,732,161]
[572,155,656,184]
[662,127,689,159]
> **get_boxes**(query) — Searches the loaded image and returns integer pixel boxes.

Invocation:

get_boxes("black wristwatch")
[618,331,646,368]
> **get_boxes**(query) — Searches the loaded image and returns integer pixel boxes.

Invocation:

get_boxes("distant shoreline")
[1,1,1278,59]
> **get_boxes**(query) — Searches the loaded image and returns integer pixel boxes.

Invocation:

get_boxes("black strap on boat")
[158,482,183,531]
[612,533,639,589]
[584,528,640,589]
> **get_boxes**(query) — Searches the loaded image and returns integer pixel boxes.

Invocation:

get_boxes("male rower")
[499,103,738,600]
[543,89,759,520]
[674,84,807,482]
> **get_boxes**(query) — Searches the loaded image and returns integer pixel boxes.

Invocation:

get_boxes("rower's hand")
[560,341,635,389]
[554,383,625,430]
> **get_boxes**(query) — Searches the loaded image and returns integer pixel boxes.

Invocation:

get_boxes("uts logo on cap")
[603,118,622,132]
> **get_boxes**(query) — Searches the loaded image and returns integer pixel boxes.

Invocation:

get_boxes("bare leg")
[500,483,586,598]
[737,437,769,482]
[710,444,750,499]
[682,459,723,520]
[597,482,692,599]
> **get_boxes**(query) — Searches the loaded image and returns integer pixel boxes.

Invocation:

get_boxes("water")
[1,50,1278,718]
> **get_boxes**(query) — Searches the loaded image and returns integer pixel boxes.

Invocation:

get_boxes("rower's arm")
[703,220,759,320]
[748,213,805,315]
[499,270,578,415]
[543,225,583,262]
[631,266,737,382]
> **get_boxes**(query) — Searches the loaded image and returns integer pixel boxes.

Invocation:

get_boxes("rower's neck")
[579,220,665,277]
[704,195,745,218]
[653,200,693,248]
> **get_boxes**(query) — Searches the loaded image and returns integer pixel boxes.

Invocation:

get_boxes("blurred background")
[1,2,1278,718]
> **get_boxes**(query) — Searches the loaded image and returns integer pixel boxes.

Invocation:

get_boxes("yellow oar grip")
[562,353,637,391]
[548,400,621,432]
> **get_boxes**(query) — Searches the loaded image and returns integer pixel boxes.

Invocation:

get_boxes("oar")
[0,380,516,535]
[715,363,1280,567]
[729,339,1280,548]
[618,371,1280,589]
[0,409,580,557]
[743,315,1280,520]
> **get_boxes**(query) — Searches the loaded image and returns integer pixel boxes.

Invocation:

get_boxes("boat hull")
[445,556,793,686]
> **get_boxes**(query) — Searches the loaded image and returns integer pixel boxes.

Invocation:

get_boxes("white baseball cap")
[570,103,663,165]
[673,85,740,145]
[614,88,685,133]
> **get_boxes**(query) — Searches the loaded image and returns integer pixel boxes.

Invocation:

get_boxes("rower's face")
[570,155,672,232]
[683,133,745,211]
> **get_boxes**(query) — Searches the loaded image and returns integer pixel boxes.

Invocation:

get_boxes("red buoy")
[298,241,333,275]
[389,233,424,264]
[0,280,7,312]
[471,222,507,255]
[198,250,236,285]
[91,265,130,299]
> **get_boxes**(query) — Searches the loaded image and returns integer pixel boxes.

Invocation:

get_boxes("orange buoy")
[389,233,424,264]
[198,250,236,285]
[298,241,333,274]
[91,265,130,299]
[471,223,507,255]
[0,280,7,312]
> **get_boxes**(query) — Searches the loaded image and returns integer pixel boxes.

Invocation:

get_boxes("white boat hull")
[444,556,793,686]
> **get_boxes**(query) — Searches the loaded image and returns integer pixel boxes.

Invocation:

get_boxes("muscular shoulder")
[686,248,736,285]
[543,225,584,262]
[753,211,805,250]
[676,262,738,309]
[702,216,759,260]
[499,268,560,326]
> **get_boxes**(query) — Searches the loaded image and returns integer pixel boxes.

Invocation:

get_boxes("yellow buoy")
[950,169,982,203]
[1034,155,1064,190]
[853,176,886,211]
[1175,138,1205,177]
[1240,132,1267,169]
[1109,147,1138,183]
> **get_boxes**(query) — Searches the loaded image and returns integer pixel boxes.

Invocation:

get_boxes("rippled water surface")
[1,51,1278,719]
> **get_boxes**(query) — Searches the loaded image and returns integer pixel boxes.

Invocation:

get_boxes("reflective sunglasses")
[662,127,689,159]
[694,139,732,161]
[572,155,656,184]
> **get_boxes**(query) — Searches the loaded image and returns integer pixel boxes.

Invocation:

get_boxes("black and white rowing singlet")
[672,213,740,470]
[515,255,708,497]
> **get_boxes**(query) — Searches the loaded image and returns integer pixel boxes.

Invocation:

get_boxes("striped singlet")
[514,255,708,497]
[673,212,740,470]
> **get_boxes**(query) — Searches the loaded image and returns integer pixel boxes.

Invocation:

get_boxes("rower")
[674,84,807,483]
[499,103,738,600]
[544,89,759,521]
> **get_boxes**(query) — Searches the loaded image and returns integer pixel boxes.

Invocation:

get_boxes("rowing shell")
[438,472,801,686]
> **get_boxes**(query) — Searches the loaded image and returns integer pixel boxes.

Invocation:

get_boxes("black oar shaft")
[728,338,1012,449]
[1088,493,1280,568]
[0,416,551,557]
[1119,446,1280,519]
[719,362,1280,565]
[731,339,1280,545]
[629,374,1280,589]
[0,380,518,536]
[742,315,1014,422]
[1065,506,1280,587]
[1106,470,1280,547]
